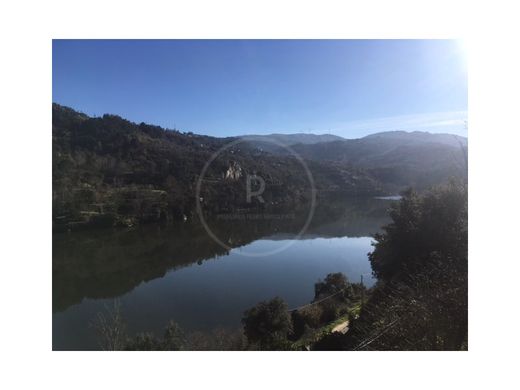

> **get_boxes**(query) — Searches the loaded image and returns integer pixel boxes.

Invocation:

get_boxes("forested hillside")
[253,131,467,191]
[52,104,382,231]
[53,104,466,231]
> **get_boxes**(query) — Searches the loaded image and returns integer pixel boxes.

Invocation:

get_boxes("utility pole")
[360,274,365,307]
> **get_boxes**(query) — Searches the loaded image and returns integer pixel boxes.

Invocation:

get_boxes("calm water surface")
[53,197,394,350]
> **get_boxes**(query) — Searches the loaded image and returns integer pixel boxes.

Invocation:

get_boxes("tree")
[314,182,468,351]
[125,320,187,351]
[124,332,160,351]
[162,320,186,350]
[291,305,323,340]
[242,297,293,350]
[369,182,467,280]
[92,300,127,351]
[314,272,352,301]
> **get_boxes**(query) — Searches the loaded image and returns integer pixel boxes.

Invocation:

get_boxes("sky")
[53,40,468,138]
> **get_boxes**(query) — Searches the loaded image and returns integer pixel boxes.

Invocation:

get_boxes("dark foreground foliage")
[93,272,364,351]
[314,182,468,350]
[242,297,294,350]
[241,273,366,349]
[92,303,246,351]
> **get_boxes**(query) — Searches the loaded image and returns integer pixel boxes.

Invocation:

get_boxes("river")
[52,197,396,350]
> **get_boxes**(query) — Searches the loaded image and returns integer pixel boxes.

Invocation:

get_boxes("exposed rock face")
[225,161,242,181]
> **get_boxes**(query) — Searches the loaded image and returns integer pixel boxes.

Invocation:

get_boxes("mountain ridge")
[52,104,384,231]
[239,130,466,148]
[239,133,345,146]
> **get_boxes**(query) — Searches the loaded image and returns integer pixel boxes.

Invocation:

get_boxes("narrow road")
[332,320,349,334]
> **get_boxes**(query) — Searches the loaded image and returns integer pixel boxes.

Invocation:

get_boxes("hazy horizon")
[53,101,467,140]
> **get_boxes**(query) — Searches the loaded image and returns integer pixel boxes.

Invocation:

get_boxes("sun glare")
[456,39,468,68]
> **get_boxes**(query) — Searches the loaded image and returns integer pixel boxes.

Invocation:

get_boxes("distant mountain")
[241,133,345,147]
[269,131,467,191]
[362,131,467,148]
[240,133,345,154]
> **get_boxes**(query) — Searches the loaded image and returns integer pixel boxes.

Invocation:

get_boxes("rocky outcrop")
[225,161,242,181]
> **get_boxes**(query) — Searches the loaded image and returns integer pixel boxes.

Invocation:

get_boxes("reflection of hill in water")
[53,197,393,312]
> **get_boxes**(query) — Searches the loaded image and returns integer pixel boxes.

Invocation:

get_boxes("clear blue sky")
[53,40,468,138]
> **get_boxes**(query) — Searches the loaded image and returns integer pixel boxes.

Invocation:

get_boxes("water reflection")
[53,197,393,350]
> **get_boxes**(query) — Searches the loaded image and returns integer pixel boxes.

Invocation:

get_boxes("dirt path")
[332,320,349,334]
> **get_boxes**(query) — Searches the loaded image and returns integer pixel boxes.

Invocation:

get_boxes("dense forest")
[53,104,383,231]
[53,104,466,232]
[247,131,467,191]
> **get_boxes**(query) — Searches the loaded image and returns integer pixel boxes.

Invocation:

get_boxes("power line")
[288,287,348,312]
[353,318,399,351]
